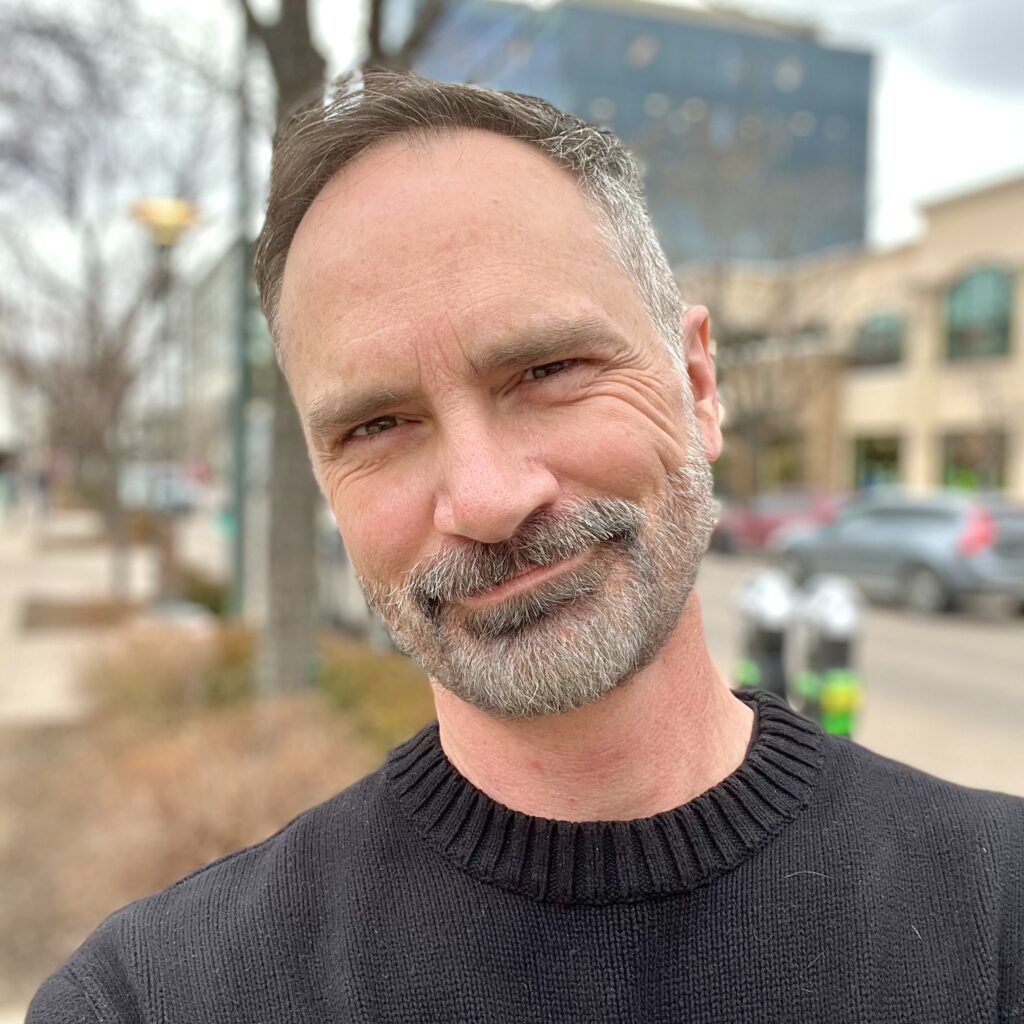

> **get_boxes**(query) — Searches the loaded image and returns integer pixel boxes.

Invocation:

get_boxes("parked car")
[778,491,1024,613]
[710,489,846,554]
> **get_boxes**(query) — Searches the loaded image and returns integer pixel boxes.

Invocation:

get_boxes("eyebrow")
[471,315,626,376]
[305,385,419,441]
[303,315,627,441]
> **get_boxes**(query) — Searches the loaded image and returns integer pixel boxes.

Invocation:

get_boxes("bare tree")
[0,2,232,594]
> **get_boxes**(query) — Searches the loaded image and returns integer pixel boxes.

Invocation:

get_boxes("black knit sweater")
[29,690,1024,1023]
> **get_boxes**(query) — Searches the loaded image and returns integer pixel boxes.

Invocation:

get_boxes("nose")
[433,415,560,545]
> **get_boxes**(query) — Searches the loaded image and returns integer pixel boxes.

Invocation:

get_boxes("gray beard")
[360,428,716,719]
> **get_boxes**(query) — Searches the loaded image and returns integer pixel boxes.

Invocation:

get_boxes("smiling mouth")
[460,549,594,608]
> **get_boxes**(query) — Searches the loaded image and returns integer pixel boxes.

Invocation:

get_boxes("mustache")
[403,497,647,614]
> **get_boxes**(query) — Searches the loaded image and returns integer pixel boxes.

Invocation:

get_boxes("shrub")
[317,636,435,751]
[182,568,230,618]
[83,621,433,750]
[0,697,381,1005]
[83,621,254,721]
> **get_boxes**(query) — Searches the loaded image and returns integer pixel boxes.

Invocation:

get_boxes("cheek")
[327,471,434,585]
[538,401,688,501]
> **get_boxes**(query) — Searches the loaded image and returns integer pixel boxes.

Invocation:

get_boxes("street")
[698,552,1024,797]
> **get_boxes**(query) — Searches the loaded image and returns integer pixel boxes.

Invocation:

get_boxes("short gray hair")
[255,68,687,371]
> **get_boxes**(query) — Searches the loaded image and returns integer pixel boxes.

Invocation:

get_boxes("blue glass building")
[406,0,872,266]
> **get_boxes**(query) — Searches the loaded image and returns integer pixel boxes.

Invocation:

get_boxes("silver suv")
[779,491,1024,613]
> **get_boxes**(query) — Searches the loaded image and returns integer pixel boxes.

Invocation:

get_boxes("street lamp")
[132,197,198,248]
[132,196,198,603]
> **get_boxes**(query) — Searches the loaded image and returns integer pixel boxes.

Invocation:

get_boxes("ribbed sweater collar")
[384,690,825,905]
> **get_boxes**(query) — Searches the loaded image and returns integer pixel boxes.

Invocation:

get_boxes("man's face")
[279,130,721,718]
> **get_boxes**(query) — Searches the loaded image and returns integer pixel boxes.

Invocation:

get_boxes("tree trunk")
[257,370,322,693]
[104,435,132,604]
[253,1,326,694]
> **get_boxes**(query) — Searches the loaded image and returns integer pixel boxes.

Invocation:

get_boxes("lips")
[462,549,594,607]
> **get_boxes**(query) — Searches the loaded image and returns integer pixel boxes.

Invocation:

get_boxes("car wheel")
[902,566,952,615]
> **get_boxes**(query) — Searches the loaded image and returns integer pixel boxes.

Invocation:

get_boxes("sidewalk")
[0,509,157,725]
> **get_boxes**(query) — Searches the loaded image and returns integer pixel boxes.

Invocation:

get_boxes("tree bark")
[246,0,326,694]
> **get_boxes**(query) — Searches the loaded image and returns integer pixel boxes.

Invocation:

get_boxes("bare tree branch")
[366,0,386,65]
[231,0,269,54]
[395,0,448,68]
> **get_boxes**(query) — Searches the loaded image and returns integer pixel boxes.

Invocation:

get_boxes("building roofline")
[920,170,1024,212]
[562,0,821,43]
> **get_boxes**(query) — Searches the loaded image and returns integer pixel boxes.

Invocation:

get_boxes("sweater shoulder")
[825,733,1024,812]
[31,765,389,1019]
[819,736,1024,1010]
[151,761,385,911]
[820,733,1024,861]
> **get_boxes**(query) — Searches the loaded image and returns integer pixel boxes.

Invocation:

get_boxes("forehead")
[278,129,651,396]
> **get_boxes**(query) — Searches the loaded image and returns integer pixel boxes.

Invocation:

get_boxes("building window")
[851,313,904,367]
[588,97,616,124]
[763,436,803,488]
[625,34,658,68]
[942,431,1007,491]
[643,92,670,119]
[945,268,1013,360]
[853,437,901,489]
[773,56,804,93]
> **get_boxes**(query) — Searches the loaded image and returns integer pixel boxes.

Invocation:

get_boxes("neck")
[431,592,754,822]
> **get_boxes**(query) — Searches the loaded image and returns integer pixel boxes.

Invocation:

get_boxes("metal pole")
[229,40,253,619]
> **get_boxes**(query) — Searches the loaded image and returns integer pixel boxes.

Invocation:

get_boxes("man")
[30,70,1022,1023]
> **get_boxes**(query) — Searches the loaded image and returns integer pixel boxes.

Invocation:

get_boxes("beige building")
[680,174,1024,501]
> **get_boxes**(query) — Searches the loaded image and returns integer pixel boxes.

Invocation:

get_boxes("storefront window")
[853,436,901,488]
[942,432,1007,491]
[851,314,904,367]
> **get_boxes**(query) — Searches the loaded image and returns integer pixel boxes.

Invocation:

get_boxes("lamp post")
[132,196,198,603]
[230,48,254,621]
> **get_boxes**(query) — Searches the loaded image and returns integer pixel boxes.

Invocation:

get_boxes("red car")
[711,490,846,554]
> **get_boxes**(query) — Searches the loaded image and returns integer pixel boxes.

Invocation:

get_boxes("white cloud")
[869,47,1024,245]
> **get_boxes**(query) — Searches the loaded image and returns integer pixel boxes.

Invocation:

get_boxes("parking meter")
[795,575,864,736]
[735,570,798,701]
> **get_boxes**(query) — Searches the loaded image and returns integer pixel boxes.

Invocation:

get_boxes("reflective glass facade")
[407,0,872,265]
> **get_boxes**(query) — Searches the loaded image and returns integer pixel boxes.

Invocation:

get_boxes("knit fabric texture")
[28,690,1024,1023]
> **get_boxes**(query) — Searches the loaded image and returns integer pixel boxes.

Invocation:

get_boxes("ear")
[681,305,722,463]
